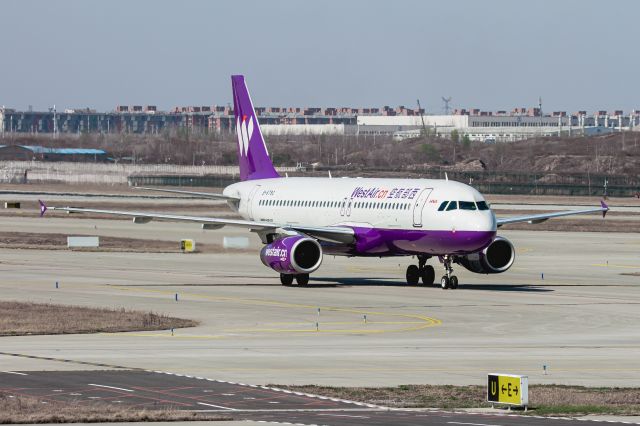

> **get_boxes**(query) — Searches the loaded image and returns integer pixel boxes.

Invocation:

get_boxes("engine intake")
[260,235,323,274]
[457,236,515,274]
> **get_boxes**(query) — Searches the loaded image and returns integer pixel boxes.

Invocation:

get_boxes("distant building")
[0,145,108,162]
[1,104,638,141]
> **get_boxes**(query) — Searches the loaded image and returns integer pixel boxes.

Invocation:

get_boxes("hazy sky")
[1,0,638,113]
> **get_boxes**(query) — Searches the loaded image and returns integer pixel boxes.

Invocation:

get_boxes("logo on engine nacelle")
[264,247,288,262]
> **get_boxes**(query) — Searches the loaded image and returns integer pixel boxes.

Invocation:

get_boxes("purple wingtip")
[600,200,609,218]
[38,199,47,217]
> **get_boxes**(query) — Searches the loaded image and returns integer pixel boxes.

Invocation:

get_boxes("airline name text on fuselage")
[351,187,420,200]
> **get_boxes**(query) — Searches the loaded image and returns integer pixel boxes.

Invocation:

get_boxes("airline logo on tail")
[231,75,279,181]
[236,114,254,157]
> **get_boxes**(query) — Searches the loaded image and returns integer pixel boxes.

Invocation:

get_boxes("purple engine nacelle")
[260,236,323,275]
[456,236,515,274]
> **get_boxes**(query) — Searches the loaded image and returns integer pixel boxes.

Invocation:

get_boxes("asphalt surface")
[1,191,639,424]
[0,370,635,426]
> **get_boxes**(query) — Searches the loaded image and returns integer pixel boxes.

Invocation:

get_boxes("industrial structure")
[0,145,107,161]
[1,104,639,142]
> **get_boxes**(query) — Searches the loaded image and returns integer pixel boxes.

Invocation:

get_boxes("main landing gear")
[439,255,458,290]
[280,273,309,286]
[405,255,459,289]
[405,255,435,286]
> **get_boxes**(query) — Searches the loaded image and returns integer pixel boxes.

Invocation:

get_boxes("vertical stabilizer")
[231,75,280,181]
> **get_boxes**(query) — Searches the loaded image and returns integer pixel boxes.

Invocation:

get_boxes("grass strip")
[273,384,640,416]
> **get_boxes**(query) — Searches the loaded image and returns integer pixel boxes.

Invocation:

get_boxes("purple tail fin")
[231,75,280,181]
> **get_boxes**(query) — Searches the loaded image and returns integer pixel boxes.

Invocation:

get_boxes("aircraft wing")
[496,200,609,227]
[38,201,355,244]
[133,187,239,200]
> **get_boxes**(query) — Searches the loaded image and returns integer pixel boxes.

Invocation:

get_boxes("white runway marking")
[1,371,27,375]
[88,383,134,392]
[197,402,237,410]
[447,422,503,426]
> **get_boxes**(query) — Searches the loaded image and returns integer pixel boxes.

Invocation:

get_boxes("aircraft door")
[412,188,433,227]
[247,185,261,219]
[346,198,353,217]
[339,197,347,216]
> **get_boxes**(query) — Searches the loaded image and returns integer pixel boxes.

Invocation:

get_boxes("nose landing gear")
[439,256,459,289]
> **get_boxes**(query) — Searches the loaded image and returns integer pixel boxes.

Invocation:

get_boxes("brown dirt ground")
[0,392,230,424]
[0,301,198,336]
[274,384,640,415]
[0,232,251,254]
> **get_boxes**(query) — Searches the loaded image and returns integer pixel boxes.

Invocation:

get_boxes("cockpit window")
[459,201,477,211]
[476,201,490,210]
[446,201,458,211]
[437,201,449,211]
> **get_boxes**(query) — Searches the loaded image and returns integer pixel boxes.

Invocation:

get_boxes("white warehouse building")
[356,114,584,142]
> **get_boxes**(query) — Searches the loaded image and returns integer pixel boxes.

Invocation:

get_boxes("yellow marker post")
[180,239,196,253]
[487,373,528,409]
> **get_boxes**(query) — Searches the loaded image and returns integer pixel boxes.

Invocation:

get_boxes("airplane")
[39,75,609,289]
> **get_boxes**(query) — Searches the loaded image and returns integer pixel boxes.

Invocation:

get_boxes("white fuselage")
[224,177,497,234]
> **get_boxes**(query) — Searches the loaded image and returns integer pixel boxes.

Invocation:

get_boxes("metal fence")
[418,170,640,197]
[1,160,638,196]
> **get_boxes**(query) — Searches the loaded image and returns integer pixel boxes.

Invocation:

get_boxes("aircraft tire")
[440,276,450,289]
[296,273,309,286]
[420,265,435,286]
[450,275,459,289]
[280,273,294,286]
[406,265,420,286]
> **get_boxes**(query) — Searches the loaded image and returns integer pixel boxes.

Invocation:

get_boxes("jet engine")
[456,236,515,274]
[260,235,323,274]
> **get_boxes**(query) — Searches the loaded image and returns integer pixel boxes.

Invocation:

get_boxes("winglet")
[600,200,609,218]
[38,199,47,217]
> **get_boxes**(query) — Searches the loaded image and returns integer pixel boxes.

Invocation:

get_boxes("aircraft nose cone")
[475,211,497,232]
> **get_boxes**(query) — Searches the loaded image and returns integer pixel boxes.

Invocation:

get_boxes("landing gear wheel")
[450,275,459,289]
[406,265,420,286]
[441,276,450,289]
[420,265,435,286]
[280,273,294,286]
[295,273,309,286]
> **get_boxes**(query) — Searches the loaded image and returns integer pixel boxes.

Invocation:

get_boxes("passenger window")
[446,201,458,211]
[477,201,489,210]
[459,201,477,210]
[438,201,449,211]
